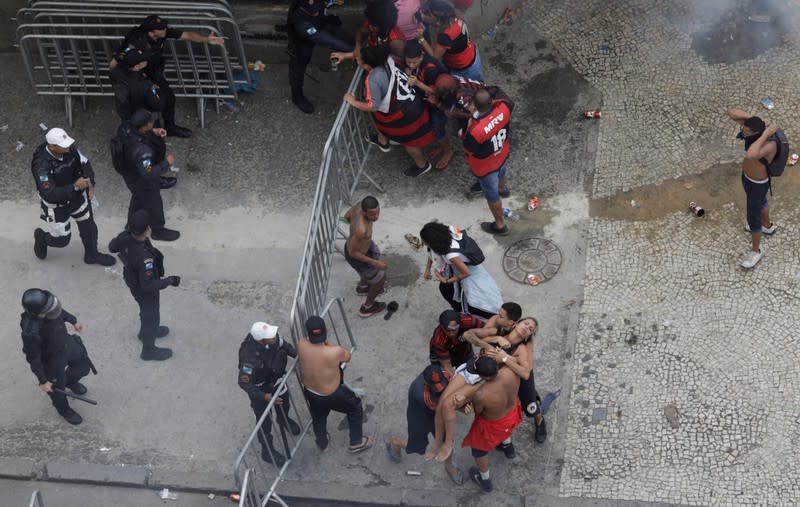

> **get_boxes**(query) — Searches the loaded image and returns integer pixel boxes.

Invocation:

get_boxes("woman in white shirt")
[419,222,501,319]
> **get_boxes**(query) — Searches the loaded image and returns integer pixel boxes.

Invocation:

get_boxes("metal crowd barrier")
[15,0,247,127]
[28,491,44,507]
[233,68,384,506]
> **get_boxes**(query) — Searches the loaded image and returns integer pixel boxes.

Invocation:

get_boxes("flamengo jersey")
[463,102,511,177]
[437,18,476,70]
[366,58,436,148]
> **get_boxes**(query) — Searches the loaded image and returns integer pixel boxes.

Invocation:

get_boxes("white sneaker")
[741,247,764,269]
[744,222,777,235]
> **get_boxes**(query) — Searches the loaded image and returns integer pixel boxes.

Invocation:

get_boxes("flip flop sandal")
[384,434,402,463]
[447,465,466,486]
[435,149,454,171]
[348,436,374,454]
[428,144,445,159]
[404,233,422,251]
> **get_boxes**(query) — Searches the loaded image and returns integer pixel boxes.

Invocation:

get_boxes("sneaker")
[499,189,511,198]
[150,228,181,241]
[34,228,47,259]
[469,466,493,493]
[140,346,173,361]
[66,382,87,395]
[480,221,510,235]
[469,181,483,194]
[359,301,387,318]
[740,247,764,269]
[291,90,314,114]
[365,133,391,153]
[58,407,83,425]
[403,162,432,178]
[534,418,548,444]
[744,222,777,235]
[355,285,386,296]
[284,418,302,436]
[84,252,116,266]
[496,441,516,459]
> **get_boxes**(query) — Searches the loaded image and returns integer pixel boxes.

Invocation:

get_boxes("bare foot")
[424,441,442,461]
[434,440,454,462]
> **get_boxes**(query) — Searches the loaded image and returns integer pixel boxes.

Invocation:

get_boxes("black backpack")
[766,129,790,177]
[110,125,131,178]
[450,230,485,265]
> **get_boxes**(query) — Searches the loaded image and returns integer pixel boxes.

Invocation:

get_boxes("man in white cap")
[238,321,301,466]
[31,128,115,266]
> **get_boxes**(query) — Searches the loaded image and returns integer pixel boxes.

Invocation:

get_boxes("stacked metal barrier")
[233,68,383,507]
[28,491,45,507]
[15,0,249,127]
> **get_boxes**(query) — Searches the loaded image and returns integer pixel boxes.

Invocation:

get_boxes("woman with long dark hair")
[415,0,483,82]
[419,222,501,319]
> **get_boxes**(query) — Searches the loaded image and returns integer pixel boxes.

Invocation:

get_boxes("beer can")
[527,196,540,211]
[584,110,601,119]
[688,201,705,217]
[330,58,339,71]
[526,274,540,285]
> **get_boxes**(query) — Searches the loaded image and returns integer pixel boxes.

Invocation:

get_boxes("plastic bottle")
[502,207,520,221]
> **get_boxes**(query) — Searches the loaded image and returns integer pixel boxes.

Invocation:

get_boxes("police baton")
[52,388,98,406]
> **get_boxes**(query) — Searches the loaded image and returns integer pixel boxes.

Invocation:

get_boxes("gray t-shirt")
[366,66,391,112]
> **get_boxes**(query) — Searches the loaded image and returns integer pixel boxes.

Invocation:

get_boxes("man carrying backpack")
[727,109,782,269]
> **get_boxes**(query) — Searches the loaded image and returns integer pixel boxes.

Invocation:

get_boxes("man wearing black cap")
[108,210,180,361]
[238,321,302,466]
[429,309,484,374]
[31,127,116,267]
[116,108,180,241]
[297,315,373,453]
[114,15,224,137]
[20,289,95,425]
[287,0,355,113]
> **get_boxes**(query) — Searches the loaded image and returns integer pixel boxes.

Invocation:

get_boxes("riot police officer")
[112,15,224,138]
[31,128,116,266]
[238,322,302,466]
[115,109,180,241]
[287,0,354,113]
[108,210,180,361]
[20,289,96,425]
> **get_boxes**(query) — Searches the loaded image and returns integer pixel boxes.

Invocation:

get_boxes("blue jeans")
[477,161,508,203]
[741,174,769,232]
[448,46,484,82]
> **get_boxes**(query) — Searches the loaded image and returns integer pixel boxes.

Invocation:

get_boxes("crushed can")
[527,196,540,211]
[526,274,541,285]
[688,201,705,217]
[789,153,799,166]
[584,110,602,119]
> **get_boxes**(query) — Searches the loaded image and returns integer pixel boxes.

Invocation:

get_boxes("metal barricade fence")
[28,491,44,507]
[234,68,384,506]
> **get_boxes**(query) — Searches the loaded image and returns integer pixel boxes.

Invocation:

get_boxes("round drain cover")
[502,237,562,285]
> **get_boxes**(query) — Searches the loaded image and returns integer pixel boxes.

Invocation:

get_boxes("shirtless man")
[726,109,779,269]
[297,315,373,453]
[444,356,523,493]
[343,196,387,317]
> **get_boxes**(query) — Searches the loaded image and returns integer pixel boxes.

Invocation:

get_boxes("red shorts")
[462,399,523,451]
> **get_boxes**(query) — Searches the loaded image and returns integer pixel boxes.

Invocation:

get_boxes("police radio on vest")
[484,113,505,134]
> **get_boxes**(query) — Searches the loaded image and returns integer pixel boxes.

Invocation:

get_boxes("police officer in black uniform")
[112,15,225,138]
[31,128,115,266]
[115,109,180,241]
[20,289,96,425]
[287,0,355,113]
[109,210,180,361]
[109,47,177,191]
[238,322,302,466]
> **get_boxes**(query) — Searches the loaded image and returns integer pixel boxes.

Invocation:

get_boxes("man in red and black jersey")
[429,309,485,373]
[463,89,512,235]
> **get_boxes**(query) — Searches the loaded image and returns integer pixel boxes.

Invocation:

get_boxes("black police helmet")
[22,288,55,314]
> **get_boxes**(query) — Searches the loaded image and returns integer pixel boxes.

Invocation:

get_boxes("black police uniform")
[31,143,114,265]
[116,119,174,237]
[115,21,188,135]
[287,0,354,112]
[110,54,165,123]
[109,226,177,360]
[20,294,94,424]
[238,334,301,464]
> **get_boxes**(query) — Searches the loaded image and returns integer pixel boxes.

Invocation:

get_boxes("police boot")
[34,228,47,259]
[58,407,83,425]
[160,176,177,189]
[291,88,314,114]
[140,345,173,361]
[166,124,193,138]
[138,326,170,341]
[150,228,181,242]
[67,382,87,395]
[78,219,116,266]
[281,417,302,436]
[84,252,116,266]
[261,440,286,466]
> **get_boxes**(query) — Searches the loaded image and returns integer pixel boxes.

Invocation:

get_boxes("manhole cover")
[503,238,562,285]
